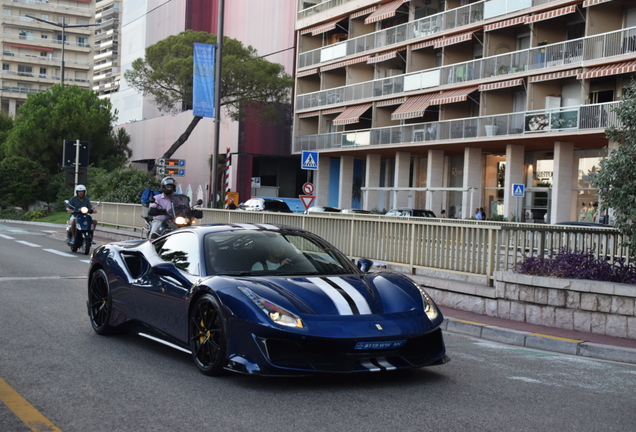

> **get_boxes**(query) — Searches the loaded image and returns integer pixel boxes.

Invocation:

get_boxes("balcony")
[8,0,94,17]
[293,101,620,152]
[296,26,636,111]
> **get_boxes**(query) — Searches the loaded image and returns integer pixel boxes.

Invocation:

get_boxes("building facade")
[294,0,635,223]
[0,0,95,116]
[93,0,120,98]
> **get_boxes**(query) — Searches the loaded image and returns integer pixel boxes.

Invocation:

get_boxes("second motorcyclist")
[148,177,184,240]
[66,184,98,240]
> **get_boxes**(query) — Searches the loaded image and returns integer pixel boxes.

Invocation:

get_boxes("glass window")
[19,30,34,40]
[18,65,33,74]
[154,232,200,275]
[3,9,11,16]
[76,37,88,47]
[39,67,46,75]
[2,63,9,71]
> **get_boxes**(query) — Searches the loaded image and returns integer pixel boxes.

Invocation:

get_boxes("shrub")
[514,248,636,284]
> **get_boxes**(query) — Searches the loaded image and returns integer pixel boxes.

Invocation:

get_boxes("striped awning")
[577,61,636,79]
[300,17,344,36]
[529,68,581,82]
[524,5,577,24]
[351,6,378,19]
[434,32,474,48]
[583,0,612,7]
[3,42,53,52]
[322,107,346,115]
[391,93,435,120]
[411,38,440,50]
[365,0,409,25]
[296,68,319,78]
[478,79,524,91]
[377,97,406,107]
[429,86,478,105]
[367,49,403,64]
[298,110,321,118]
[333,103,373,125]
[321,56,370,71]
[484,16,527,32]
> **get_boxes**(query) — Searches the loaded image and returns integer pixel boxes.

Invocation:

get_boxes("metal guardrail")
[99,202,628,285]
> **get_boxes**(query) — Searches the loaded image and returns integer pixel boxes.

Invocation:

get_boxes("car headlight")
[416,285,439,321]
[238,287,304,328]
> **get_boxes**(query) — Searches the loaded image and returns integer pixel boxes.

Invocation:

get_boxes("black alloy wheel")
[88,269,114,335]
[189,294,228,375]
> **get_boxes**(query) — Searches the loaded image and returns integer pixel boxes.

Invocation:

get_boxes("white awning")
[529,69,581,82]
[429,86,478,105]
[484,16,527,32]
[478,79,524,91]
[578,61,636,79]
[524,5,577,24]
[391,93,435,120]
[434,32,474,48]
[365,0,409,25]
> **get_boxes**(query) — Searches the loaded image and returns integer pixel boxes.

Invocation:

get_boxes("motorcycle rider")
[66,184,98,240]
[148,177,184,239]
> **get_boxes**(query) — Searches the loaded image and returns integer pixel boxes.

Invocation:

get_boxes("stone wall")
[414,271,636,340]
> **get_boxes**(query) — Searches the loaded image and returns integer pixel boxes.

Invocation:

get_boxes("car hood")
[227,272,427,317]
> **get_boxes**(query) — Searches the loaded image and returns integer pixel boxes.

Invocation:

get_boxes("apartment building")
[294,0,636,223]
[93,0,120,98]
[0,0,94,116]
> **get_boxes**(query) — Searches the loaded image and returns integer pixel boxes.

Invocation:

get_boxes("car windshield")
[263,201,291,212]
[203,230,358,277]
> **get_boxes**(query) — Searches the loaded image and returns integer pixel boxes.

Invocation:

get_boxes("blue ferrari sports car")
[87,223,449,376]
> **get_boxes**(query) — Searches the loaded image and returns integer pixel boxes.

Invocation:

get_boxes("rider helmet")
[161,177,177,196]
[75,184,87,195]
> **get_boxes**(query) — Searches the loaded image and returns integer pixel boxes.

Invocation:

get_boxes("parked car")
[385,208,436,218]
[259,197,304,214]
[341,209,372,214]
[306,206,341,213]
[87,224,449,376]
[239,198,293,213]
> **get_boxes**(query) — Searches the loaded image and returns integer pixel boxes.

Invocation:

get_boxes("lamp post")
[26,15,97,87]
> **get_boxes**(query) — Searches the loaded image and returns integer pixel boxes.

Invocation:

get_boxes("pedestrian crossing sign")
[512,183,525,197]
[301,151,318,170]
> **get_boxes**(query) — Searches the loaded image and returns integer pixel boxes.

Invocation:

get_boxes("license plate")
[354,340,406,350]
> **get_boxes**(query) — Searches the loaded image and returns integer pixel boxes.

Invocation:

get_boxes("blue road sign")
[512,183,525,197]
[301,151,319,170]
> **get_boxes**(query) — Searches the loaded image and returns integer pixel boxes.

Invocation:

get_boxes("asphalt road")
[1,222,636,432]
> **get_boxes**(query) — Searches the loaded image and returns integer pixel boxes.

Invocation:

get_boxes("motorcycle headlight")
[174,216,187,225]
[238,287,304,328]
[416,285,440,321]
[80,207,89,214]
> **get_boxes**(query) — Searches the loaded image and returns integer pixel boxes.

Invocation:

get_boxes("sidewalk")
[5,219,636,365]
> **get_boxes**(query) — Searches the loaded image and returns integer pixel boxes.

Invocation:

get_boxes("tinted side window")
[155,232,200,275]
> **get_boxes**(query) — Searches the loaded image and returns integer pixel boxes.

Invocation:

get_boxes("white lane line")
[0,234,15,240]
[15,240,41,247]
[44,249,76,258]
[80,259,91,264]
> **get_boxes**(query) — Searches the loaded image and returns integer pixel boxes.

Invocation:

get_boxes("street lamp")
[25,15,98,87]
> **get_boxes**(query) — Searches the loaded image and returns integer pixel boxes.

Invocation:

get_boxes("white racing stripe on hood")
[307,277,353,315]
[327,277,372,315]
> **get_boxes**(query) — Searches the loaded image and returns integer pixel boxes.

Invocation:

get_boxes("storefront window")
[574,149,604,222]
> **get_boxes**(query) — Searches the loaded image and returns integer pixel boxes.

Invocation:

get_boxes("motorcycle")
[65,200,101,255]
[144,194,203,240]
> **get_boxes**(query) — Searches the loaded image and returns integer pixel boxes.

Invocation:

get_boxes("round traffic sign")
[302,182,314,195]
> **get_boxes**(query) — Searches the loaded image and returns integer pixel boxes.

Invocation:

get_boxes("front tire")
[88,269,114,335]
[83,236,91,255]
[189,294,228,375]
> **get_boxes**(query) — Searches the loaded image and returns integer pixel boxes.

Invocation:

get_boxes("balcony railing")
[297,0,567,69]
[9,0,93,15]
[1,49,92,66]
[296,26,636,111]
[293,102,620,152]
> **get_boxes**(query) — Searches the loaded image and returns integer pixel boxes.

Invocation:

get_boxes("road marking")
[0,234,15,239]
[529,333,583,343]
[0,377,62,432]
[15,241,41,248]
[0,276,86,281]
[43,249,76,258]
[80,259,91,264]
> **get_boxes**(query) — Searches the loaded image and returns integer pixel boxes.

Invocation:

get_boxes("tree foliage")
[3,85,131,175]
[594,80,636,256]
[0,156,49,210]
[124,30,293,119]
[90,166,161,204]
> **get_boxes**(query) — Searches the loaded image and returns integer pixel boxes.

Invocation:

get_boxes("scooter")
[144,194,203,240]
[65,200,101,255]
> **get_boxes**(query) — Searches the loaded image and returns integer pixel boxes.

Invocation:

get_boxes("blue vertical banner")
[193,42,216,118]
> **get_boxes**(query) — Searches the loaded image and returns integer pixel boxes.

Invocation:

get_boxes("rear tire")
[88,269,114,335]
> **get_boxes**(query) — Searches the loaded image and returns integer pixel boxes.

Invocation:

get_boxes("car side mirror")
[357,258,373,273]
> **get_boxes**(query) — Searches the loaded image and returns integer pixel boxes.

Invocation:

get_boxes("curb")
[441,318,636,365]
